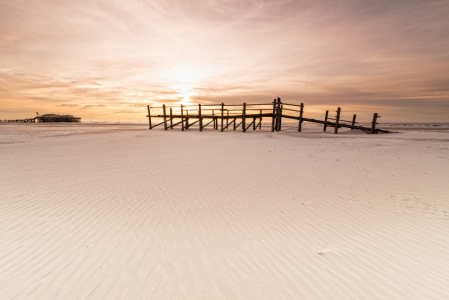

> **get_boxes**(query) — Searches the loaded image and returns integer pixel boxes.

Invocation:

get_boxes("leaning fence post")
[242,103,246,132]
[181,105,184,131]
[147,105,152,129]
[221,103,224,132]
[351,114,357,129]
[163,104,167,130]
[199,104,202,131]
[371,113,378,134]
[334,107,341,134]
[323,110,328,132]
[298,103,304,132]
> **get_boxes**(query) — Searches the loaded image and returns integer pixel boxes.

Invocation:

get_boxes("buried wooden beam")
[334,107,341,134]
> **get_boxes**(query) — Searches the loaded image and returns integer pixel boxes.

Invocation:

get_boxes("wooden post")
[226,110,229,129]
[181,105,184,131]
[212,110,215,129]
[276,98,282,131]
[259,109,262,129]
[323,110,328,132]
[351,114,357,129]
[334,107,341,134]
[147,105,152,129]
[221,103,224,132]
[186,110,189,129]
[233,117,236,130]
[371,113,378,134]
[163,104,167,130]
[253,117,256,130]
[170,107,173,129]
[242,103,246,132]
[271,99,276,132]
[298,103,304,132]
[279,104,283,131]
[199,104,202,131]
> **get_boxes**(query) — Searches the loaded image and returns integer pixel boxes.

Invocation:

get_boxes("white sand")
[1,123,449,299]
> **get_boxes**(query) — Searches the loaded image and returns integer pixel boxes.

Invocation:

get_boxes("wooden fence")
[146,98,390,134]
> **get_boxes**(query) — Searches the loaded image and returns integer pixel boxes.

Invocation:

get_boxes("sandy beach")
[1,123,449,299]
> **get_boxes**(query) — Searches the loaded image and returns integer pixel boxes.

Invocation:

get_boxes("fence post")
[242,103,246,132]
[170,107,173,129]
[199,104,202,131]
[227,110,229,129]
[259,109,262,129]
[371,113,378,134]
[334,107,341,134]
[221,103,224,132]
[298,103,304,132]
[351,114,357,129]
[233,117,236,130]
[271,99,276,132]
[147,105,152,129]
[323,110,328,132]
[163,104,167,130]
[181,105,184,131]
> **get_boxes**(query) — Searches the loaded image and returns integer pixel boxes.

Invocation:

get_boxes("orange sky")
[1,0,449,122]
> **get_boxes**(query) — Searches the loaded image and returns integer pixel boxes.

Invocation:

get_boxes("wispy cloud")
[0,0,448,121]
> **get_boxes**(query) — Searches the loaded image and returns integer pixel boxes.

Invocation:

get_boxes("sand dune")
[1,123,449,299]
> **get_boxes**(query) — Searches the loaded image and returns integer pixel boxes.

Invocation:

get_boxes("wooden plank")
[334,107,341,134]
[242,103,246,132]
[351,114,356,129]
[298,103,304,132]
[371,113,378,134]
[323,110,328,132]
[199,104,202,131]
[163,104,167,130]
[221,103,224,132]
[147,105,152,129]
[181,105,184,131]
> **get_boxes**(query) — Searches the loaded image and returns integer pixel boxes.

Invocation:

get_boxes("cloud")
[0,0,448,121]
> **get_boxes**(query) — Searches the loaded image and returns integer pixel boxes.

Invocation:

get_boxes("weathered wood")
[202,119,214,129]
[334,107,341,134]
[253,117,256,130]
[351,114,357,129]
[163,104,167,130]
[323,110,328,132]
[271,100,276,132]
[186,110,189,129]
[226,110,229,129]
[199,104,202,131]
[371,113,378,134]
[147,105,152,129]
[245,119,255,131]
[298,103,304,132]
[181,105,184,131]
[212,110,215,129]
[221,103,224,132]
[235,121,242,129]
[170,108,173,129]
[233,117,237,130]
[242,103,247,132]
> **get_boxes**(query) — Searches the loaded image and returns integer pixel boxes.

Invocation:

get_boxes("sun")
[178,87,196,106]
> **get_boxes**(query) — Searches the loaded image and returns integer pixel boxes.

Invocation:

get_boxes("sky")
[1,0,449,122]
